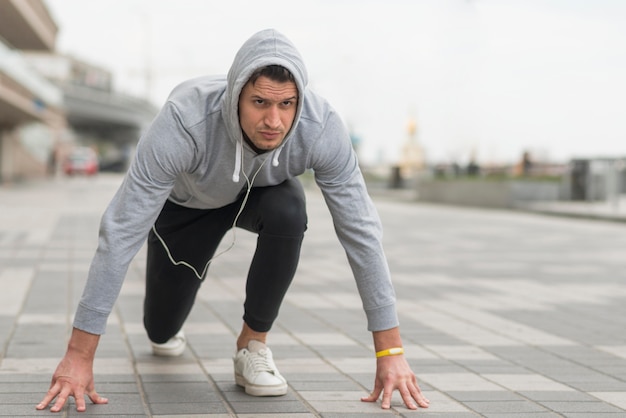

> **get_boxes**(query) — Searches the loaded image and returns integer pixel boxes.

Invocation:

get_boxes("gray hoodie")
[73,29,398,335]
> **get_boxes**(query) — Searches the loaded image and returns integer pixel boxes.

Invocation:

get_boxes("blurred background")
[1,0,625,207]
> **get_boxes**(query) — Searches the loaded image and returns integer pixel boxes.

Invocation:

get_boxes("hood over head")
[223,29,308,182]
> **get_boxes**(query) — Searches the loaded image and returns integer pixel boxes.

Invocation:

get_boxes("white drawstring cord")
[153,154,269,280]
[272,145,284,167]
[233,138,243,182]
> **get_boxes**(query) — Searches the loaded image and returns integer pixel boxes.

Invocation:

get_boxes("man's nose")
[264,106,280,129]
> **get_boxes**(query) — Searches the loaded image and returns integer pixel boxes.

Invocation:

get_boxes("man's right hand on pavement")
[36,328,108,412]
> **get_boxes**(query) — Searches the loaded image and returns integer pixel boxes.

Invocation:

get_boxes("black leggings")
[144,178,307,344]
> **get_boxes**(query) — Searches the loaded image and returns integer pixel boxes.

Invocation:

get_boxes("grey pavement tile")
[479,414,562,418]
[94,374,140,384]
[319,413,398,418]
[567,381,626,392]
[539,401,626,413]
[296,398,388,415]
[486,346,573,366]
[208,374,239,388]
[142,381,221,404]
[66,412,148,418]
[220,390,300,403]
[0,381,50,394]
[5,327,68,358]
[0,404,54,416]
[228,400,310,414]
[153,415,232,418]
[409,361,470,375]
[400,414,479,418]
[269,345,320,359]
[447,391,527,402]
[237,414,315,418]
[591,392,626,410]
[520,391,601,402]
[0,393,44,404]
[463,400,549,414]
[338,373,375,390]
[94,382,140,394]
[140,373,211,383]
[462,363,532,374]
[560,415,626,418]
[0,372,50,382]
[34,394,147,415]
[288,380,364,391]
[547,346,626,366]
[149,402,228,415]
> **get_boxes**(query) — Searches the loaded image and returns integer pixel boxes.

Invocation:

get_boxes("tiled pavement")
[1,173,626,417]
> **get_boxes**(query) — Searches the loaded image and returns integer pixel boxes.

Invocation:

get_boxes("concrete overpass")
[61,81,158,170]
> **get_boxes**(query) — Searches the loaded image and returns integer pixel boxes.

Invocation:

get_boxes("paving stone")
[539,401,626,413]
[464,400,550,413]
[229,400,310,414]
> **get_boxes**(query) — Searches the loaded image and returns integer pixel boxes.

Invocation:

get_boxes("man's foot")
[233,340,287,396]
[151,331,186,357]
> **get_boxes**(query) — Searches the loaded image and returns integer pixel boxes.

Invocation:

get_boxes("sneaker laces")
[246,348,277,375]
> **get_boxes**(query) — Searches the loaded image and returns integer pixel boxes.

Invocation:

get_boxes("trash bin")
[570,159,588,201]
[389,165,403,189]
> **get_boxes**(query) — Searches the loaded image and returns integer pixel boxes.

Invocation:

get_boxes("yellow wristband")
[375,347,404,358]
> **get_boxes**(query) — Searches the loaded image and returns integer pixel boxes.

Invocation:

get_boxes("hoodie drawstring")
[233,139,284,182]
[232,138,243,182]
[272,145,284,167]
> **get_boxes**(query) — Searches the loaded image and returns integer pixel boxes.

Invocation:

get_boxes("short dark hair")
[248,65,295,85]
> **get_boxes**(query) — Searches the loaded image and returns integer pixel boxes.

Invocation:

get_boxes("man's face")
[238,75,298,151]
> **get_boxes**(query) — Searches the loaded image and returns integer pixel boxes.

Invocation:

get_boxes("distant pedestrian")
[37,29,429,413]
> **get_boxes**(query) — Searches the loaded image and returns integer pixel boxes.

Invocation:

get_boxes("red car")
[63,147,99,176]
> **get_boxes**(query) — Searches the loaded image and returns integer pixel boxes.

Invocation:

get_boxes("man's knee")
[269,195,306,228]
[258,182,307,234]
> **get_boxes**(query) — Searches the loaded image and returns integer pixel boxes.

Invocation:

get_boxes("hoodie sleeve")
[73,102,197,335]
[311,111,399,332]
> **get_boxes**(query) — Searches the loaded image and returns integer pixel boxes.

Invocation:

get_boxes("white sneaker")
[233,340,287,396]
[151,331,186,357]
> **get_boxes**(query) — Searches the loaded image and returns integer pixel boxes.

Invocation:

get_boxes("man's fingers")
[50,388,70,413]
[399,385,417,410]
[410,383,430,408]
[36,382,62,410]
[364,379,430,411]
[87,390,109,406]
[380,381,393,409]
[360,381,382,403]
[36,394,55,410]
[36,378,108,413]
[74,388,87,412]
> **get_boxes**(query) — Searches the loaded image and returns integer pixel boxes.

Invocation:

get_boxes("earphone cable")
[152,153,269,280]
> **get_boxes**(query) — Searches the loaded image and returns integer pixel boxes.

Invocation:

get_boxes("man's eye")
[254,99,265,105]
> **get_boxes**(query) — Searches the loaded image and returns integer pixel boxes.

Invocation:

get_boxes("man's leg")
[236,177,307,344]
[232,178,307,396]
[144,200,238,344]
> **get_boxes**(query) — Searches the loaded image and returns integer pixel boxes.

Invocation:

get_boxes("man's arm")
[361,327,430,410]
[36,327,108,412]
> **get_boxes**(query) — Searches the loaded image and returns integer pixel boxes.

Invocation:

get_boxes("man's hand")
[35,328,108,412]
[361,354,430,410]
[361,327,430,410]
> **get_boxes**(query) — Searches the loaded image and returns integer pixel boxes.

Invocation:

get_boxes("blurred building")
[23,53,159,172]
[0,0,65,183]
[0,0,158,184]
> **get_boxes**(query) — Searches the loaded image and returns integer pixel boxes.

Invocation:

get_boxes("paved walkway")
[1,174,626,417]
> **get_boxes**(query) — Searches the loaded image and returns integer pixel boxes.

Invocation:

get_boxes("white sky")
[45,0,626,166]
